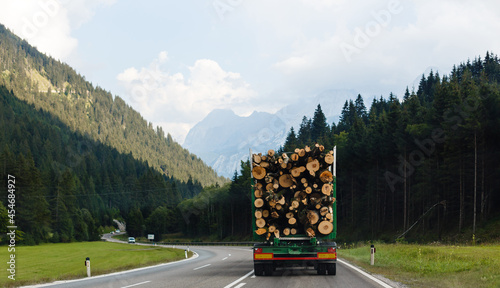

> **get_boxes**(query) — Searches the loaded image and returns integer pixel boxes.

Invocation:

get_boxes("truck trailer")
[251,145,337,276]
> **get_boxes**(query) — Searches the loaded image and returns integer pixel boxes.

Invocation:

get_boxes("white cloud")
[116,52,257,143]
[0,0,116,60]
[243,0,500,96]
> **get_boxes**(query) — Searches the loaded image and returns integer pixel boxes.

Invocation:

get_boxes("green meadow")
[338,243,500,288]
[0,241,191,287]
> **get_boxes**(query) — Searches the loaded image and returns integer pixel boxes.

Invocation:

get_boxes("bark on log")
[255,228,267,235]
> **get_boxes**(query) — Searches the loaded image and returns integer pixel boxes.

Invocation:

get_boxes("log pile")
[252,144,335,240]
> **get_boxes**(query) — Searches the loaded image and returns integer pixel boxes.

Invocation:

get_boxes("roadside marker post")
[85,257,91,277]
[370,245,375,265]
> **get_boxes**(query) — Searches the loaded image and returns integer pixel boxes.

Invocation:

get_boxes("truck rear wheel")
[264,264,273,276]
[254,264,264,276]
[317,264,326,275]
[327,263,336,275]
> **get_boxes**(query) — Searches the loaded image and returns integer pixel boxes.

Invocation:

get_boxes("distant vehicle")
[128,237,135,243]
[116,229,121,233]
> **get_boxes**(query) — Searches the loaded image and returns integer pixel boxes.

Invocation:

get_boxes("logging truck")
[251,145,337,276]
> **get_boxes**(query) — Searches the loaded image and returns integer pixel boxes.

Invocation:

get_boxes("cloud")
[116,51,257,143]
[242,0,500,96]
[0,0,116,60]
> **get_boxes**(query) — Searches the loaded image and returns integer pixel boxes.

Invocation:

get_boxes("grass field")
[338,243,500,288]
[0,241,192,287]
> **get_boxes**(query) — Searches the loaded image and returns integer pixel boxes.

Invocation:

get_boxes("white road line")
[250,275,256,279]
[337,259,393,288]
[222,257,228,260]
[193,264,211,270]
[223,270,254,288]
[121,281,151,288]
[234,283,246,288]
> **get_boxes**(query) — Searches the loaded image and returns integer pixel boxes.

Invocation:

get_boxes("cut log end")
[256,218,266,228]
[318,221,333,235]
[252,166,266,180]
[254,198,264,208]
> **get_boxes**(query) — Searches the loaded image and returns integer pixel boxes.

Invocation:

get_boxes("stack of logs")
[252,144,335,240]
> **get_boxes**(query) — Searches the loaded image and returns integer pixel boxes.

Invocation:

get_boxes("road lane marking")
[223,270,254,288]
[121,281,151,288]
[338,259,393,288]
[222,257,228,260]
[234,283,246,288]
[193,264,211,270]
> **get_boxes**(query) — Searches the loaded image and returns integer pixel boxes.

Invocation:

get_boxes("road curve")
[25,237,397,288]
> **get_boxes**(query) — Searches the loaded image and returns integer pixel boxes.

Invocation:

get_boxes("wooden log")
[306,159,320,172]
[255,228,267,235]
[318,220,333,235]
[268,224,277,233]
[306,227,316,237]
[286,212,295,219]
[320,206,329,216]
[255,182,263,190]
[291,166,306,178]
[275,203,282,211]
[271,211,280,218]
[291,199,300,209]
[288,217,297,225]
[298,149,306,157]
[254,189,263,198]
[254,198,264,208]
[265,183,274,192]
[252,166,266,180]
[279,174,294,188]
[260,161,270,168]
[268,149,275,157]
[291,153,299,161]
[321,183,333,196]
[307,210,320,225]
[262,210,270,218]
[324,153,334,165]
[253,154,262,164]
[291,228,297,235]
[277,196,286,205]
[304,145,311,153]
[255,209,263,219]
[256,218,266,228]
[283,227,291,236]
[305,186,313,194]
[274,229,280,238]
[319,170,333,183]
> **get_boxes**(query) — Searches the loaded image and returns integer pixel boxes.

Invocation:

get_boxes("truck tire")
[317,264,326,275]
[264,264,273,276]
[254,264,264,276]
[327,263,336,275]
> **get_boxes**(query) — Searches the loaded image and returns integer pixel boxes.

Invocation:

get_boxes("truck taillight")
[328,247,336,253]
[255,248,263,253]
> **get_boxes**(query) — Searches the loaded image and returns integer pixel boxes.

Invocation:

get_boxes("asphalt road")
[27,237,396,288]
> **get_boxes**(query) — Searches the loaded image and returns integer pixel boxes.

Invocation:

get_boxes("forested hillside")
[0,24,225,187]
[180,53,500,243]
[0,84,207,244]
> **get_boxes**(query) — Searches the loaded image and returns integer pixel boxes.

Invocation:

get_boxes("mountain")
[0,24,225,187]
[184,89,360,177]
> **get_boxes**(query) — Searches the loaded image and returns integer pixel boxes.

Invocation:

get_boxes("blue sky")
[1,0,499,143]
